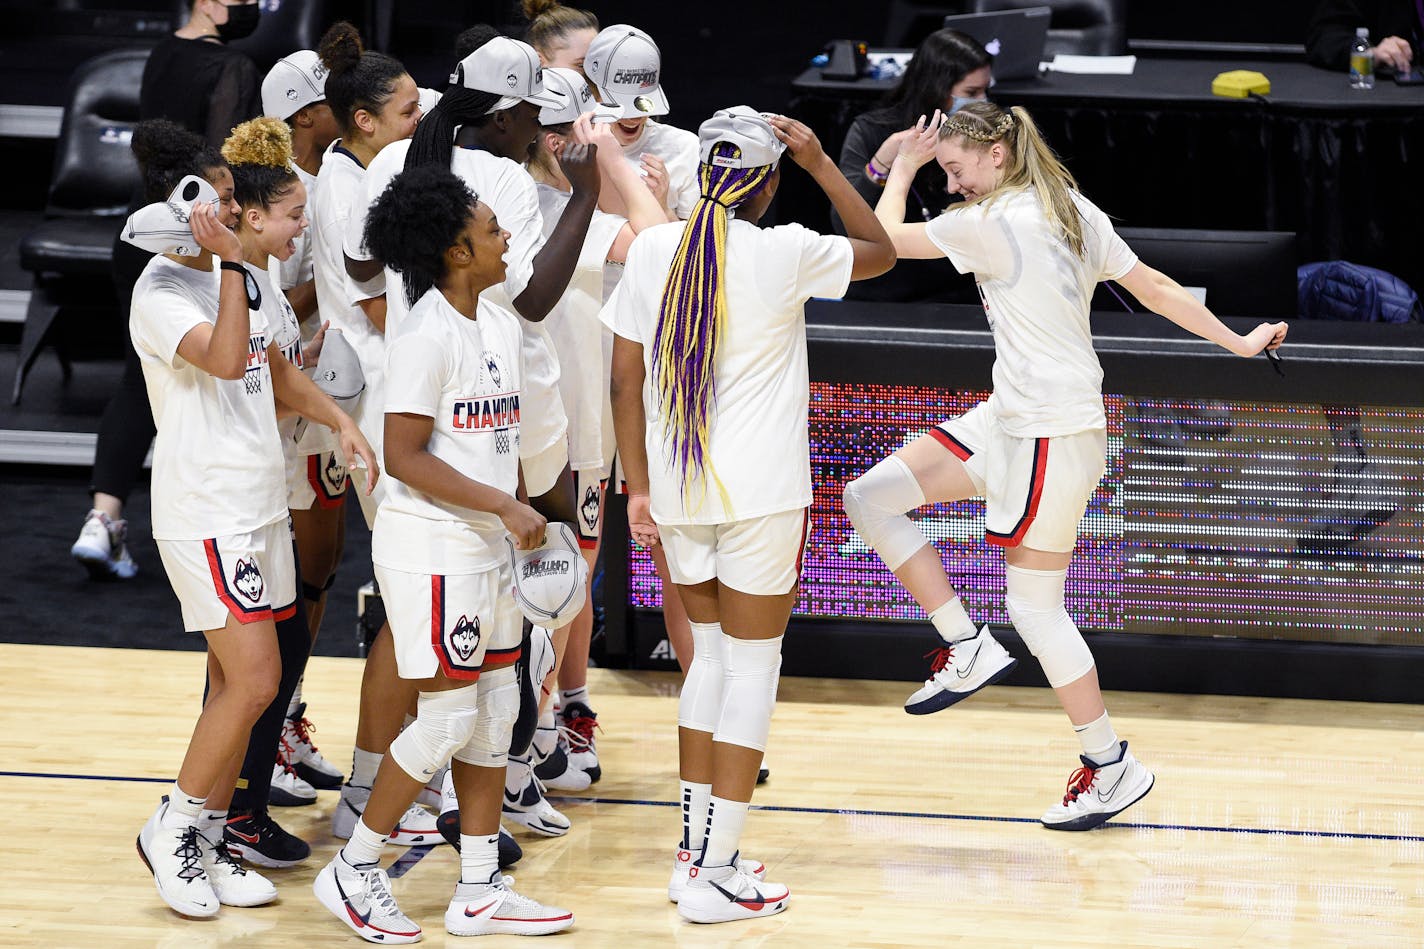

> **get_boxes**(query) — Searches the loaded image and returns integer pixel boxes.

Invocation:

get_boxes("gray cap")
[697,106,785,170]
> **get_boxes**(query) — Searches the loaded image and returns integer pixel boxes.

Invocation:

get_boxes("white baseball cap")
[538,67,622,126]
[121,175,220,257]
[294,327,366,444]
[417,86,443,119]
[450,36,565,114]
[261,50,328,121]
[506,523,589,629]
[584,25,670,119]
[698,106,786,170]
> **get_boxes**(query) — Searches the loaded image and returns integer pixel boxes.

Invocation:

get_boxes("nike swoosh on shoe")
[954,642,983,679]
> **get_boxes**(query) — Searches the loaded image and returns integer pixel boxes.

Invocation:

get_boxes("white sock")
[460,834,501,884]
[680,780,712,852]
[560,685,589,709]
[1074,711,1121,765]
[341,817,388,867]
[350,747,382,789]
[197,808,227,841]
[929,597,978,643]
[701,796,749,868]
[286,676,304,718]
[162,783,205,830]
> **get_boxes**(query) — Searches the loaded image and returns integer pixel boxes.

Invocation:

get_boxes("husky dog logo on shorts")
[232,558,265,603]
[580,484,600,533]
[323,452,348,494]
[449,614,481,662]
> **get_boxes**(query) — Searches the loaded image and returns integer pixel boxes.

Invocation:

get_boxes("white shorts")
[661,508,811,596]
[933,402,1107,553]
[286,450,348,511]
[573,468,603,549]
[374,562,524,682]
[156,518,297,633]
[521,438,569,500]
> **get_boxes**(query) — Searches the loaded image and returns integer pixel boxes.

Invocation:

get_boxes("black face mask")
[215,2,260,42]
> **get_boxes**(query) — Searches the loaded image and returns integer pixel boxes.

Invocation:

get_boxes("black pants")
[91,236,157,502]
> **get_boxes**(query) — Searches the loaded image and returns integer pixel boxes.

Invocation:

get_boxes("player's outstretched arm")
[268,345,380,489]
[175,203,252,380]
[869,111,944,261]
[1116,261,1288,357]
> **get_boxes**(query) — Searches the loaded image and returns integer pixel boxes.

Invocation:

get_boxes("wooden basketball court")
[3,642,1420,947]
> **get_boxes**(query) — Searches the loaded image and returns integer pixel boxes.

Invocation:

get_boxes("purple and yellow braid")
[652,142,775,513]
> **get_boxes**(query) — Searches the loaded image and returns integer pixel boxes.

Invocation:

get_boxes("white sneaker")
[445,875,574,936]
[331,783,442,846]
[313,853,421,945]
[677,860,789,924]
[198,832,277,907]
[668,847,765,903]
[71,508,138,580]
[137,801,219,918]
[284,705,344,790]
[533,731,593,792]
[559,701,601,782]
[268,756,318,807]
[1040,741,1155,831]
[904,625,1017,715]
[502,756,570,837]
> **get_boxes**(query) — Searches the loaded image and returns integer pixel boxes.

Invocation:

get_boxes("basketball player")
[132,118,378,918]
[313,163,573,943]
[847,102,1287,829]
[605,108,895,922]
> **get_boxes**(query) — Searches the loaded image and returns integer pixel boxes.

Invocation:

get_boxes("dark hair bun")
[319,20,364,75]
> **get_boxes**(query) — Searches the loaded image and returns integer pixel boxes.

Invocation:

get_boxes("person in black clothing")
[72,0,263,580]
[833,29,991,303]
[1307,0,1422,73]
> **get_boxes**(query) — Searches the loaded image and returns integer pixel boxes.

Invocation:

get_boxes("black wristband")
[219,260,245,274]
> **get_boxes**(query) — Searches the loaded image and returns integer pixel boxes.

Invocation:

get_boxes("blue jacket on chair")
[1297,261,1422,324]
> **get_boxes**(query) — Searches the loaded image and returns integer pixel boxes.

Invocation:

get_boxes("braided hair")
[941,101,1084,258]
[405,27,504,171]
[652,142,776,510]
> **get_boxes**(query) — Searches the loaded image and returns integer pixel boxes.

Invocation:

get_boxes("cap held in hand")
[121,175,221,257]
[506,522,588,629]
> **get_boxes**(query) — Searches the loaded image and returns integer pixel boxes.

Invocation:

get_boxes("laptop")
[942,7,1052,81]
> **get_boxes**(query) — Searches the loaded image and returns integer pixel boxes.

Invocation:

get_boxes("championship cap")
[261,50,328,121]
[506,522,589,630]
[450,36,565,114]
[294,326,366,444]
[584,25,670,119]
[538,67,622,126]
[698,106,786,169]
[121,175,220,257]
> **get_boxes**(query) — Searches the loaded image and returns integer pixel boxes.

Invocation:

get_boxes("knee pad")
[842,456,929,571]
[1004,565,1094,689]
[677,622,725,733]
[388,683,480,781]
[454,666,519,768]
[712,634,783,753]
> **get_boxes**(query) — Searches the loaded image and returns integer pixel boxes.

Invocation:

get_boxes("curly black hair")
[130,119,226,203]
[319,20,410,136]
[365,164,479,309]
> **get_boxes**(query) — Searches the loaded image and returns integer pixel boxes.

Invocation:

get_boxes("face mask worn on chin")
[215,1,260,42]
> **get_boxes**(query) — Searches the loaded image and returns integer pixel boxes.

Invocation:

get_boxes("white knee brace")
[453,665,519,768]
[712,634,783,753]
[1004,565,1095,689]
[388,683,481,782]
[843,456,930,571]
[677,622,725,733]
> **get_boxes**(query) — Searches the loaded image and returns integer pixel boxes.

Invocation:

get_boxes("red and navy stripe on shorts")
[930,426,974,461]
[203,539,293,623]
[985,437,1050,548]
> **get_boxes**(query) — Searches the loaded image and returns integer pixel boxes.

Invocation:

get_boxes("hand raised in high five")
[767,114,828,170]
[896,110,943,171]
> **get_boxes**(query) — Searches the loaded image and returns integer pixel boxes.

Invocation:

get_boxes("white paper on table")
[1048,54,1137,75]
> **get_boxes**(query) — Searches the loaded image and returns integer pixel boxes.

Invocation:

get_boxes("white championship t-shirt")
[624,120,700,220]
[536,182,625,472]
[601,219,853,525]
[347,141,566,458]
[131,255,287,540]
[373,288,525,575]
[925,188,1137,438]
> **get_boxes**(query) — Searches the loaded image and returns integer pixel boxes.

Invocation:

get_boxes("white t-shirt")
[624,120,701,220]
[131,256,287,540]
[925,188,1137,438]
[601,219,853,525]
[536,182,625,471]
[374,289,525,575]
[347,140,566,458]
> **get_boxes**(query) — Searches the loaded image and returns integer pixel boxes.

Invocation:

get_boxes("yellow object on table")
[1212,69,1272,98]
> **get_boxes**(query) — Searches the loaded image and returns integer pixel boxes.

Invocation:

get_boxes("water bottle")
[1350,28,1375,89]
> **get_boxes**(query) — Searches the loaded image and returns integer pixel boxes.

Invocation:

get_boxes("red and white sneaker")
[444,874,574,936]
[903,625,1017,715]
[1040,741,1155,831]
[677,859,789,924]
[313,852,421,945]
[668,847,765,903]
[559,701,602,782]
[284,704,344,790]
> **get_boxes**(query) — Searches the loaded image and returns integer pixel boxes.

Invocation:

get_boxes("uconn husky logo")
[580,485,600,532]
[485,355,502,388]
[450,615,481,662]
[233,558,264,603]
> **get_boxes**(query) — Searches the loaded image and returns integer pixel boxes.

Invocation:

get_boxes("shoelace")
[562,713,600,751]
[290,715,322,753]
[174,826,207,882]
[1061,765,1099,805]
[363,867,403,917]
[924,646,955,675]
[492,876,544,912]
[207,836,248,876]
[276,735,301,775]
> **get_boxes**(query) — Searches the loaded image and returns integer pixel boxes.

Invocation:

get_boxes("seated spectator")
[1307,0,1421,73]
